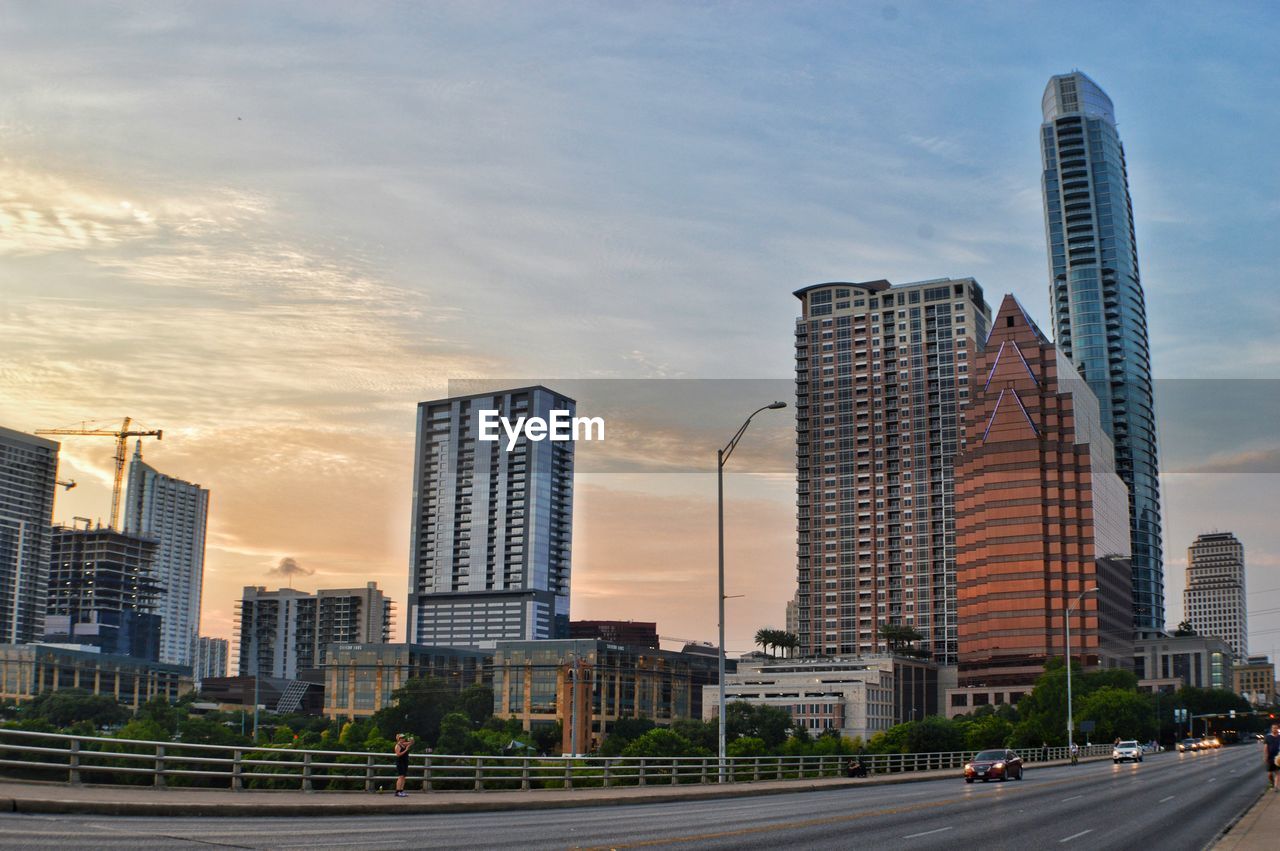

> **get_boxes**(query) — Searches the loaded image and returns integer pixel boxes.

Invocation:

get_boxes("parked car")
[964,749,1024,783]
[1176,738,1199,752]
[1113,740,1143,763]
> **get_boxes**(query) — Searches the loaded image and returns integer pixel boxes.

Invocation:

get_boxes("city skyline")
[2,3,1279,659]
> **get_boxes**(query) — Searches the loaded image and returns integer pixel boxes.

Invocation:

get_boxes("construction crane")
[36,417,163,530]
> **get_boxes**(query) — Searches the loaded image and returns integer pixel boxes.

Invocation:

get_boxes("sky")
[2,1,1279,664]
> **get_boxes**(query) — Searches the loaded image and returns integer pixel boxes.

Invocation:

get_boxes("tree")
[670,717,717,753]
[1173,621,1198,637]
[458,684,495,726]
[621,728,701,758]
[24,689,130,729]
[877,622,924,653]
[1075,687,1156,743]
[778,632,801,659]
[963,714,1014,751]
[725,701,791,747]
[371,676,460,746]
[600,717,657,756]
[435,712,473,755]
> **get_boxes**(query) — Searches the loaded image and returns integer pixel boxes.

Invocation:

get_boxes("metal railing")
[0,728,1112,793]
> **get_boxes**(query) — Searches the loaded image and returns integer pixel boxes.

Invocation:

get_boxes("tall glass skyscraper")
[1040,71,1163,630]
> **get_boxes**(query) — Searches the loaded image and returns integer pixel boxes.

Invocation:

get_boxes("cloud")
[268,557,314,579]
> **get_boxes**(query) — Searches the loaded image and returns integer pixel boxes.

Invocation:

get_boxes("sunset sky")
[2,2,1279,664]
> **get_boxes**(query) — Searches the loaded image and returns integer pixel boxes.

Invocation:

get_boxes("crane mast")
[35,417,163,530]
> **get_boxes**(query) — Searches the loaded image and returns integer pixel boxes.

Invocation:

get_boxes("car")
[1203,736,1222,749]
[1113,740,1143,763]
[964,748,1024,783]
[1176,738,1199,752]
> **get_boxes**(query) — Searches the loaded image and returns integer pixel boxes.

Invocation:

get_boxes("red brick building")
[951,296,1133,707]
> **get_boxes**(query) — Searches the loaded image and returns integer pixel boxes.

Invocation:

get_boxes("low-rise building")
[569,620,659,649]
[705,655,937,740]
[493,639,721,754]
[200,674,325,715]
[1134,633,1234,692]
[0,643,190,707]
[1234,655,1275,706]
[322,643,489,720]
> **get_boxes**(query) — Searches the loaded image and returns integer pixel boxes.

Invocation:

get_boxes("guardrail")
[0,728,1114,793]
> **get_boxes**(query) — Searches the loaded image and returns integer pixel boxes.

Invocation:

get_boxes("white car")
[1113,740,1143,763]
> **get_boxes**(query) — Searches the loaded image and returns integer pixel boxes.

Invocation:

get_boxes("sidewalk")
[1214,787,1280,850]
[0,759,1089,817]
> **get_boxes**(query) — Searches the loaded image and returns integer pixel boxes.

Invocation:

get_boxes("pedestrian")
[1041,741,1048,762]
[1264,722,1280,792]
[1069,741,1079,765]
[394,732,414,798]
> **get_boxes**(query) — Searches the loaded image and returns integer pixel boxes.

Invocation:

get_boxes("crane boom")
[35,417,163,530]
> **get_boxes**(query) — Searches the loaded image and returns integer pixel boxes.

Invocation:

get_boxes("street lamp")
[1064,584,1099,755]
[717,401,786,783]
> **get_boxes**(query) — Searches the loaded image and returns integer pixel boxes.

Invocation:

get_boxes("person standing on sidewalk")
[1265,723,1280,792]
[394,733,414,797]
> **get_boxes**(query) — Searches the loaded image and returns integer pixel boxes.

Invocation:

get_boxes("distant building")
[1234,655,1274,706]
[785,596,799,639]
[793,278,992,667]
[954,296,1133,696]
[0,643,190,707]
[1184,532,1247,660]
[0,426,60,644]
[1133,633,1233,692]
[45,525,162,661]
[193,635,229,688]
[569,620,658,649]
[236,583,394,679]
[200,674,325,716]
[409,386,575,648]
[493,639,722,755]
[124,442,210,667]
[322,643,489,720]
[707,655,938,741]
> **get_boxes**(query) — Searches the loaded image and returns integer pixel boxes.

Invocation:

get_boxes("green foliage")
[370,676,480,747]
[600,717,657,756]
[459,685,496,726]
[135,695,182,734]
[753,628,800,658]
[725,701,791,747]
[1173,620,1197,637]
[669,718,717,753]
[726,736,768,758]
[1075,687,1156,742]
[24,689,130,729]
[963,714,1014,751]
[621,728,702,758]
[435,712,473,755]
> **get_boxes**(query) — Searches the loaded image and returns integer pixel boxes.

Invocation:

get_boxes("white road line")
[1059,829,1094,843]
[903,826,953,840]
[1208,777,1217,782]
[1159,795,1175,803]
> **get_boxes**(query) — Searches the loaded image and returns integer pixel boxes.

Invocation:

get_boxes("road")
[0,745,1265,850]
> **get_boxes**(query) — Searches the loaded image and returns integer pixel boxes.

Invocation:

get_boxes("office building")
[1234,656,1275,706]
[493,639,721,754]
[236,583,394,679]
[569,619,659,649]
[193,635,229,688]
[953,296,1133,696]
[793,278,992,666]
[1041,71,1164,630]
[0,642,190,707]
[200,674,326,716]
[124,443,210,667]
[45,525,162,661]
[709,654,937,741]
[1184,532,1247,659]
[323,643,490,720]
[0,426,60,644]
[1133,633,1233,691]
[409,386,575,647]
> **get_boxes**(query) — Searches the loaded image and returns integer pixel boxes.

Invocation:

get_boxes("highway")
[0,745,1265,850]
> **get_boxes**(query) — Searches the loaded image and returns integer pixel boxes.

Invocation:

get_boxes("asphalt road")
[0,745,1266,850]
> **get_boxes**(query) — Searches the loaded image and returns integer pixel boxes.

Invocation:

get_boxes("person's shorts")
[1268,758,1279,772]
[396,758,410,775]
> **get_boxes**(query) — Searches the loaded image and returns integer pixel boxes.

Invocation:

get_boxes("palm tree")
[779,632,800,658]
[754,628,774,657]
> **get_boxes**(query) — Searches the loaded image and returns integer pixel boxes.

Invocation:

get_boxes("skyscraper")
[1184,532,1247,659]
[194,635,229,688]
[124,443,210,667]
[953,296,1132,697]
[409,386,575,647]
[0,426,59,644]
[236,582,394,677]
[1040,71,1163,630]
[793,278,991,666]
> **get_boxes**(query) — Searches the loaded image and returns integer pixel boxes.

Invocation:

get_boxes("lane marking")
[1159,795,1175,803]
[1063,795,1082,801]
[1208,777,1217,783]
[903,826,953,839]
[1059,829,1094,843]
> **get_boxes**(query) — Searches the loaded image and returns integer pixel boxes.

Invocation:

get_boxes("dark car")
[964,749,1024,783]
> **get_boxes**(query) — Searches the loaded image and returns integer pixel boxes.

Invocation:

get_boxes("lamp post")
[717,401,786,783]
[1064,584,1099,755]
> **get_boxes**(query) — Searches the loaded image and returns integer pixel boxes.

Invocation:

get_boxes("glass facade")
[1041,72,1163,630]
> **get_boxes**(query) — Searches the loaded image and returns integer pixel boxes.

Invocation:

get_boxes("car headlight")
[964,763,973,771]
[993,762,1004,770]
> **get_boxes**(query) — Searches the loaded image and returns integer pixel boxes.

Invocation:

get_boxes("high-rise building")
[1184,532,1247,659]
[569,619,659,649]
[124,443,210,667]
[793,278,991,666]
[409,386,575,647]
[0,426,60,644]
[952,296,1133,697]
[236,582,393,677]
[193,635,229,688]
[1040,71,1163,630]
[45,525,162,661]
